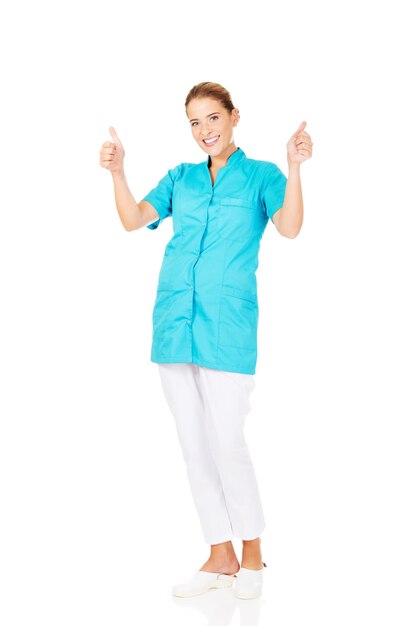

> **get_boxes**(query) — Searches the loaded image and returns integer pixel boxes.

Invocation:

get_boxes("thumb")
[109,126,121,144]
[292,120,307,138]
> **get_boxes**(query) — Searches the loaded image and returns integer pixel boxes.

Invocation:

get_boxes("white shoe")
[234,562,266,599]
[172,570,237,598]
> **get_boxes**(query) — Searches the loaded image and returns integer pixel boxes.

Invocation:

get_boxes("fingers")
[295,137,313,148]
[101,142,116,151]
[99,139,117,168]
[99,126,125,171]
[295,132,311,141]
[295,131,313,149]
[101,129,120,156]
[290,122,314,153]
[100,143,116,158]
[99,127,121,156]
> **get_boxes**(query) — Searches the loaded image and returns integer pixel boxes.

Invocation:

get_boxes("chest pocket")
[217,197,262,243]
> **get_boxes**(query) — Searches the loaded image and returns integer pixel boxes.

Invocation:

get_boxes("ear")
[233,108,240,125]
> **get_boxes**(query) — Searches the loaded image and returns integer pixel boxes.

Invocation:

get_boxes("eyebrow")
[189,111,220,123]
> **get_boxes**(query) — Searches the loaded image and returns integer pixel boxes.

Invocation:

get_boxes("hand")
[286,121,313,166]
[99,126,126,173]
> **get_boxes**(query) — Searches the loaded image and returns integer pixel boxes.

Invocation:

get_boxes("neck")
[209,143,238,169]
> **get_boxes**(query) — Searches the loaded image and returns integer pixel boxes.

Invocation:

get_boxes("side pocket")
[152,289,176,344]
[218,293,259,350]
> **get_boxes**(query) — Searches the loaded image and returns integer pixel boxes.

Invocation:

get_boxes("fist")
[99,126,125,172]
[286,121,313,166]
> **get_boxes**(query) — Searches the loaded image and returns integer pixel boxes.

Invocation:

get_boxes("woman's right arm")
[111,170,159,231]
[100,126,159,231]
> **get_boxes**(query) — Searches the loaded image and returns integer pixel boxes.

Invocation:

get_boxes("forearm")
[278,164,303,238]
[111,169,142,231]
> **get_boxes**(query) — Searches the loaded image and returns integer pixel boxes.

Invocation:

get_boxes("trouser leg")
[196,366,266,540]
[157,362,234,544]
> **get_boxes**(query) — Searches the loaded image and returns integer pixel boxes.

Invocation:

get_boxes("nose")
[200,125,213,137]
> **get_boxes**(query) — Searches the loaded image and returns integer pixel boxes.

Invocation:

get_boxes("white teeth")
[203,135,219,144]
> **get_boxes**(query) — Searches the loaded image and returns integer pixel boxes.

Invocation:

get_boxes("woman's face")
[186,97,239,159]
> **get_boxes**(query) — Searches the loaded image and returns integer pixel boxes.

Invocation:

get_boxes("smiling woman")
[185,84,241,175]
[100,79,312,600]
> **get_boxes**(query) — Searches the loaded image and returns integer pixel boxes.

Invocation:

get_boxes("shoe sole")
[235,590,262,599]
[172,575,236,598]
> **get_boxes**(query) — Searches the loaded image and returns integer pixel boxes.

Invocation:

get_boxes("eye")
[191,121,198,127]
[210,115,219,122]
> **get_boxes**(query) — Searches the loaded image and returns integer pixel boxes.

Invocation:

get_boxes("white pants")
[157,363,266,545]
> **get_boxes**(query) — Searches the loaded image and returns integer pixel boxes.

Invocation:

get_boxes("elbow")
[123,222,137,232]
[278,227,301,239]
[122,218,142,232]
[279,220,303,238]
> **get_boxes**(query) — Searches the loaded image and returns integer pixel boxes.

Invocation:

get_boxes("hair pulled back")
[185,82,237,114]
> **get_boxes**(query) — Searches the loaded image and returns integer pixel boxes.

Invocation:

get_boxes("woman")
[99,82,313,599]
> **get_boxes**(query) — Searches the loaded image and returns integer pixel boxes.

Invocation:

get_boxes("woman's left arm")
[274,121,313,238]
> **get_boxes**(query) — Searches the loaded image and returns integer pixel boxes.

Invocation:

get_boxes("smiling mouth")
[203,135,220,146]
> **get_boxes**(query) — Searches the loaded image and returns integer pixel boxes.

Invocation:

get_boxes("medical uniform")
[143,147,287,544]
[144,147,287,375]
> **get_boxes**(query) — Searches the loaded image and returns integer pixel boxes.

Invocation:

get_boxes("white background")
[1,0,416,624]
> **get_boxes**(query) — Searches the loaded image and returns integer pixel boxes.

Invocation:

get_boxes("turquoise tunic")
[143,147,287,374]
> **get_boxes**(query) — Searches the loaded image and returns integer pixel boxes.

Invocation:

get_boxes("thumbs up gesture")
[286,121,313,166]
[99,126,126,173]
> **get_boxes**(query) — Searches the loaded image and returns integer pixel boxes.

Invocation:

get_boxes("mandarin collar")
[206,147,245,168]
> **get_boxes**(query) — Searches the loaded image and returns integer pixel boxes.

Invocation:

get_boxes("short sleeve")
[143,163,182,230]
[260,163,287,222]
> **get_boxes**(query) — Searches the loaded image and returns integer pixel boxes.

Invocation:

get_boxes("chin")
[208,145,224,156]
